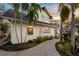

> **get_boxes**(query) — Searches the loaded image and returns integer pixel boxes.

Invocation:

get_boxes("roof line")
[0,16,58,28]
[42,7,52,19]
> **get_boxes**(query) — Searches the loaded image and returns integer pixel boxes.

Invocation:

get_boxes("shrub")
[63,31,71,43]
[0,22,10,39]
[48,35,53,40]
[56,41,72,56]
[35,36,45,43]
[75,35,79,55]
[0,41,37,51]
[76,36,79,49]
[35,36,53,43]
[0,23,10,33]
[0,35,53,51]
[43,36,49,40]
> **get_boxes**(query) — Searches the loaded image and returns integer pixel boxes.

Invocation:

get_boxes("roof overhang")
[0,16,58,28]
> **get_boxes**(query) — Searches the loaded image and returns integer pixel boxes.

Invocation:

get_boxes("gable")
[37,7,52,23]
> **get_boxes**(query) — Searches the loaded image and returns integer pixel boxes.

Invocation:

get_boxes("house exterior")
[0,7,60,44]
[51,14,61,25]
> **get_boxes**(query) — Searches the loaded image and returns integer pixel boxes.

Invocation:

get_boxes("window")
[43,27,50,33]
[28,26,33,35]
[41,15,50,23]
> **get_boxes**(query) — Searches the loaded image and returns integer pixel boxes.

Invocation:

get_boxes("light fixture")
[28,25,33,28]
[28,25,33,35]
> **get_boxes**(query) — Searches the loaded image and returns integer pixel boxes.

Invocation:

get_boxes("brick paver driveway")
[0,39,60,56]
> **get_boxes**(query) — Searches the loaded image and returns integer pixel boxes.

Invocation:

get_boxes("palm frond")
[58,3,64,12]
[12,3,20,15]
[59,4,70,22]
[31,3,42,12]
[22,3,29,12]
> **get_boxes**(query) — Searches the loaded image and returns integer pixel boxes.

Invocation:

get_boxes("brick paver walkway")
[0,39,60,56]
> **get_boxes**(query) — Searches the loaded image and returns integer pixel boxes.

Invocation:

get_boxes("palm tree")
[23,3,42,42]
[59,3,79,55]
[58,4,70,41]
[11,3,42,43]
[70,4,79,55]
[26,3,41,25]
[12,3,20,43]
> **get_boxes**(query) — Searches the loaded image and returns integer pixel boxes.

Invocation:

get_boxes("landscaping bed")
[55,41,72,56]
[55,31,79,56]
[0,36,53,51]
[75,35,79,55]
[0,22,10,39]
[55,31,73,56]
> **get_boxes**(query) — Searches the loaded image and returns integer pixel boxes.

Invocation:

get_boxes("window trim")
[28,26,33,35]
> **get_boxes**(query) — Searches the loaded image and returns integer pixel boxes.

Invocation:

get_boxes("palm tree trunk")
[14,15,19,43]
[60,18,63,41]
[20,3,22,43]
[55,28,57,38]
[24,26,27,42]
[71,4,75,55]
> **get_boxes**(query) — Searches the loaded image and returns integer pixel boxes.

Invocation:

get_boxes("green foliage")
[0,23,10,33]
[76,35,79,49]
[59,4,70,22]
[0,22,10,39]
[0,35,53,51]
[56,41,72,56]
[0,42,36,51]
[64,43,72,55]
[36,36,45,43]
[56,31,72,55]
[12,3,42,25]
[63,31,71,43]
[73,35,79,55]
[35,36,53,43]
[76,17,79,20]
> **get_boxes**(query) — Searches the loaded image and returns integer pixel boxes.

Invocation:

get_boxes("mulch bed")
[0,38,52,51]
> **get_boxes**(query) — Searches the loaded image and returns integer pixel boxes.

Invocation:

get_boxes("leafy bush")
[75,35,79,55]
[0,22,10,39]
[35,36,53,43]
[63,31,71,43]
[76,36,79,48]
[0,41,37,51]
[0,23,10,33]
[56,41,72,56]
[0,35,53,51]
[35,36,45,43]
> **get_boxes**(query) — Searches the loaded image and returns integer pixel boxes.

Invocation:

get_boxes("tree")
[70,4,79,55]
[59,3,79,55]
[58,4,70,41]
[12,3,20,43]
[11,3,42,43]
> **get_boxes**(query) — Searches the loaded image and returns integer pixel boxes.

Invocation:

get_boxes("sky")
[0,3,59,15]
[40,3,59,14]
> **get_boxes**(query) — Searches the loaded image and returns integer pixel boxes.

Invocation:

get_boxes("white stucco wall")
[11,22,56,44]
[2,19,59,44]
[2,9,60,44]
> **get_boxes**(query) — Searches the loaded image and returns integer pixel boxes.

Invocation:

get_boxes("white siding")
[38,11,51,23]
[2,10,59,44]
[11,22,56,44]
